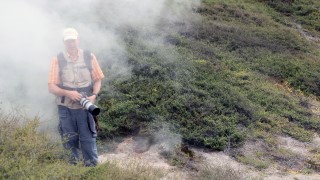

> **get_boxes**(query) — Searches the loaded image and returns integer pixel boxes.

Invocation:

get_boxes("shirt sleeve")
[91,54,105,82]
[48,57,60,84]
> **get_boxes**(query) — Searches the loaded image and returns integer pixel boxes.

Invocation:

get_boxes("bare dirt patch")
[98,136,320,179]
[278,136,311,157]
[295,24,320,46]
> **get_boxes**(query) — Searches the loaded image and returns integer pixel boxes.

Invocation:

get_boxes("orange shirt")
[48,52,104,84]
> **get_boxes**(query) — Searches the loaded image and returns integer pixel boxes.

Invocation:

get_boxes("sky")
[0,0,200,130]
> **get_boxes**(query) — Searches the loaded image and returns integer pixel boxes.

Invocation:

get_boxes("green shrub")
[95,0,319,153]
[197,164,244,180]
[237,155,269,170]
[263,0,320,32]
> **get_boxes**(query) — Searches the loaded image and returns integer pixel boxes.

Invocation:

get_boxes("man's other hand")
[67,91,83,101]
[87,95,96,103]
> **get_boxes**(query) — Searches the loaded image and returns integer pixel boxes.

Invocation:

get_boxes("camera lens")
[80,98,100,116]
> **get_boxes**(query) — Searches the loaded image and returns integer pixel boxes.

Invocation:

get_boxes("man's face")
[64,39,79,51]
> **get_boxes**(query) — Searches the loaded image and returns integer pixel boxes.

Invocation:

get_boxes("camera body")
[79,92,100,116]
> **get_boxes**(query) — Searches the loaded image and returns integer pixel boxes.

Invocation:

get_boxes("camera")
[79,93,100,116]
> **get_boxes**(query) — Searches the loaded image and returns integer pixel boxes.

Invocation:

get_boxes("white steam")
[0,0,200,128]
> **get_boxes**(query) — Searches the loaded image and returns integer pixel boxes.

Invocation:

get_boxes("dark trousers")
[58,105,98,166]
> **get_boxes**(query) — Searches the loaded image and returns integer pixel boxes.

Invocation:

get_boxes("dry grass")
[0,110,165,179]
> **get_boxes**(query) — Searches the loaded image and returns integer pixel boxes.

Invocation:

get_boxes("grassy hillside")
[1,0,320,178]
[98,0,320,152]
[263,0,320,33]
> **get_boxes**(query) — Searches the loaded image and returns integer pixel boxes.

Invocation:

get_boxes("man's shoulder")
[51,56,58,62]
[82,49,95,57]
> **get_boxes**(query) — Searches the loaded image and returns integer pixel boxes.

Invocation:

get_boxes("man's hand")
[66,91,83,101]
[87,95,97,103]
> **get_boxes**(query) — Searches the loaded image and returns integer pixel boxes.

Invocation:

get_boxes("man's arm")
[92,79,102,95]
[48,83,82,101]
[88,53,104,103]
[87,79,102,103]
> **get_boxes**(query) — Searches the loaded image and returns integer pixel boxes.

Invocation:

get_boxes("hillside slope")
[99,0,319,146]
[95,0,320,173]
[1,0,320,179]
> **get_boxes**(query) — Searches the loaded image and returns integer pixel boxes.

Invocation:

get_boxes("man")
[48,28,104,166]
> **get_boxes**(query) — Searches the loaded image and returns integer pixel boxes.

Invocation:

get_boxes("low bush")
[0,110,164,179]
[98,0,319,151]
[196,163,244,180]
[237,155,269,170]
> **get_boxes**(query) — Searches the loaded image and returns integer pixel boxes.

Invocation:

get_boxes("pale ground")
[98,94,320,179]
[295,23,320,46]
[98,137,189,179]
[97,96,320,179]
[98,135,320,180]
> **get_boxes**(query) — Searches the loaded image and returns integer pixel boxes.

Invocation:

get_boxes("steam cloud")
[0,0,200,128]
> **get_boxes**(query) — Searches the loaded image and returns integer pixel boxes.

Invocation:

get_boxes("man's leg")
[76,109,98,166]
[58,105,80,164]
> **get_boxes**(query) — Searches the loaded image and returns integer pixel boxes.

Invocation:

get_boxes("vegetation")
[263,0,320,32]
[98,0,320,152]
[237,155,269,170]
[1,0,320,178]
[0,111,164,179]
[196,163,243,180]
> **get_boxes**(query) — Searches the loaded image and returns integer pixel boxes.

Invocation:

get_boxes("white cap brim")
[64,35,78,41]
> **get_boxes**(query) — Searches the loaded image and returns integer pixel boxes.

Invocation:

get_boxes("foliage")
[3,0,320,178]
[262,0,320,32]
[98,0,320,152]
[307,153,320,171]
[237,155,269,170]
[0,111,164,179]
[196,163,244,180]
